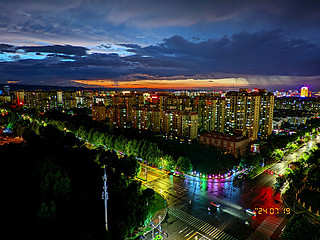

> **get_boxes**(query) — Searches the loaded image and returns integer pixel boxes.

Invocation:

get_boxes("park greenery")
[1,107,165,239]
[20,108,195,174]
[3,107,239,175]
[270,125,320,239]
[242,119,320,178]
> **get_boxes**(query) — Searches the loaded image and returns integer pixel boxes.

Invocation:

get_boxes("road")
[139,138,318,240]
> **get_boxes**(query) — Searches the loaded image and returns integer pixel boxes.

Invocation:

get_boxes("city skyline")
[0,0,320,91]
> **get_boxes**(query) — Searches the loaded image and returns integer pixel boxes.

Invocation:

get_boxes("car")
[210,201,221,208]
[245,209,256,216]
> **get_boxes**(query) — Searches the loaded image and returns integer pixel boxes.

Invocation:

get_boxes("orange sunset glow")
[72,78,249,89]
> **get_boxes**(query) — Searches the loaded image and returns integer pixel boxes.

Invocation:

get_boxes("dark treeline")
[1,108,157,240]
[37,108,238,174]
[20,108,194,174]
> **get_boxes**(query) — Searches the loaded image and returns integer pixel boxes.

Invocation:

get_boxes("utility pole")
[102,166,109,231]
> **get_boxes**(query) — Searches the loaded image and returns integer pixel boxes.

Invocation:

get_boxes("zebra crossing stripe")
[169,208,237,240]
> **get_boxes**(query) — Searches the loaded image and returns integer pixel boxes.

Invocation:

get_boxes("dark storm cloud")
[0,44,15,53]
[122,31,320,76]
[17,45,88,56]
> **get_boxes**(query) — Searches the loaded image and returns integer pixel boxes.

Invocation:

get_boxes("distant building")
[273,109,316,126]
[199,132,250,157]
[300,86,309,98]
[2,85,10,96]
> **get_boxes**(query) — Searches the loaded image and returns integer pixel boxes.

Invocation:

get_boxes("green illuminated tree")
[176,156,193,174]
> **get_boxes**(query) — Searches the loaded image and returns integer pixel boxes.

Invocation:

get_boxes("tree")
[77,125,87,139]
[92,131,102,145]
[163,155,175,171]
[176,156,193,174]
[121,155,141,178]
[282,214,319,240]
[37,201,57,224]
[114,135,127,152]
[87,128,96,143]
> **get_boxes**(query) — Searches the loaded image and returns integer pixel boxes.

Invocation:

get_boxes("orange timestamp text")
[254,207,291,215]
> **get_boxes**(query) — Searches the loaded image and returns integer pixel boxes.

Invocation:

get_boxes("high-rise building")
[112,93,135,121]
[24,90,48,110]
[175,111,198,140]
[92,101,106,122]
[110,105,128,128]
[16,90,25,105]
[62,91,77,109]
[161,110,174,135]
[166,95,191,111]
[225,89,274,141]
[161,110,198,140]
[2,85,10,96]
[259,90,275,138]
[193,96,226,132]
[131,107,161,132]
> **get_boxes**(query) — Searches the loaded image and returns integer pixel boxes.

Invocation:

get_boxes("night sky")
[0,0,319,91]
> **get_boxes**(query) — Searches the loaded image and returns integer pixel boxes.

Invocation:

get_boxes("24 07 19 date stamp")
[254,207,291,215]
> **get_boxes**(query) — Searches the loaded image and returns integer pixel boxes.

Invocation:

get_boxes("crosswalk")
[169,208,237,240]
[248,215,285,240]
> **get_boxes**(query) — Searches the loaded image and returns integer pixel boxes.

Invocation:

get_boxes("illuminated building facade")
[132,108,161,132]
[161,110,198,140]
[300,86,309,98]
[193,96,226,132]
[110,105,128,128]
[225,89,274,141]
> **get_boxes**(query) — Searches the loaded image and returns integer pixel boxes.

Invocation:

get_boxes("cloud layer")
[1,30,320,90]
[0,1,319,90]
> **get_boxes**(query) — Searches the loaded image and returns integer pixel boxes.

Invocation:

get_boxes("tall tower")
[300,86,308,98]
[102,166,108,231]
